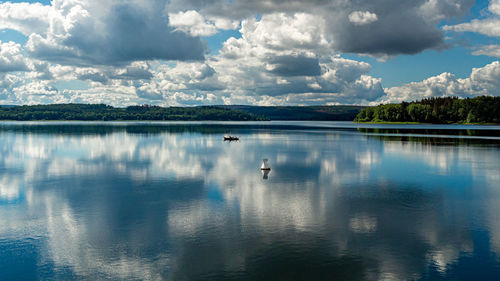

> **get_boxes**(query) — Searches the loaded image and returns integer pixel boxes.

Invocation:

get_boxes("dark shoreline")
[0,104,364,122]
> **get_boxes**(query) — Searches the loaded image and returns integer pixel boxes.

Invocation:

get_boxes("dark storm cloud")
[267,55,322,76]
[337,0,474,55]
[168,0,333,18]
[102,4,205,63]
[333,12,445,55]
[77,72,108,84]
[168,0,475,56]
[330,0,475,55]
[27,1,205,66]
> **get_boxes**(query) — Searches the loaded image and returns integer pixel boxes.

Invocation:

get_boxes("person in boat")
[223,135,239,141]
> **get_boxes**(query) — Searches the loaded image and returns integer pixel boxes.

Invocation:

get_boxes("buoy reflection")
[261,169,270,180]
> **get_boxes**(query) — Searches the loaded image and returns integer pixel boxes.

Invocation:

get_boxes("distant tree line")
[224,105,364,121]
[0,104,267,121]
[354,96,500,124]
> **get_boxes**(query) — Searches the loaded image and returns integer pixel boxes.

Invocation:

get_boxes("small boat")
[261,159,271,170]
[223,135,239,141]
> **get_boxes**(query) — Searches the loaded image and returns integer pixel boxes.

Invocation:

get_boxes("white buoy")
[261,158,271,170]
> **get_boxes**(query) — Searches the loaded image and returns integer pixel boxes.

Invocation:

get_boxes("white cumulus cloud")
[443,0,500,38]
[348,11,378,25]
[472,45,500,58]
[443,19,500,37]
[0,0,206,66]
[490,0,500,15]
[0,0,489,106]
[169,10,218,37]
[0,41,29,72]
[383,61,500,103]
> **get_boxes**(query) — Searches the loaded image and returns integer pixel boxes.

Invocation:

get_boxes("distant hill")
[222,105,365,121]
[0,104,265,121]
[0,104,366,121]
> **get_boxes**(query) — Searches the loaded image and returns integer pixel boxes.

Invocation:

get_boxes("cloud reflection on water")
[0,124,499,280]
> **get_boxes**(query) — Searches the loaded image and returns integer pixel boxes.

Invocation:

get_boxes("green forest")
[0,104,266,121]
[0,104,365,121]
[3,98,499,123]
[223,105,364,121]
[354,96,500,124]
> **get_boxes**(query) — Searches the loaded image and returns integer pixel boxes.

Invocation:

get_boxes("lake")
[1,121,500,280]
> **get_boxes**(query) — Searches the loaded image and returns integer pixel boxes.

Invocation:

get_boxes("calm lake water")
[1,121,500,280]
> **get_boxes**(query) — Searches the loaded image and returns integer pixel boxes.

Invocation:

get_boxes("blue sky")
[367,0,497,87]
[0,0,499,106]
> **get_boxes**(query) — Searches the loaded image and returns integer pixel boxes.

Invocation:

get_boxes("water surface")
[1,121,500,280]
